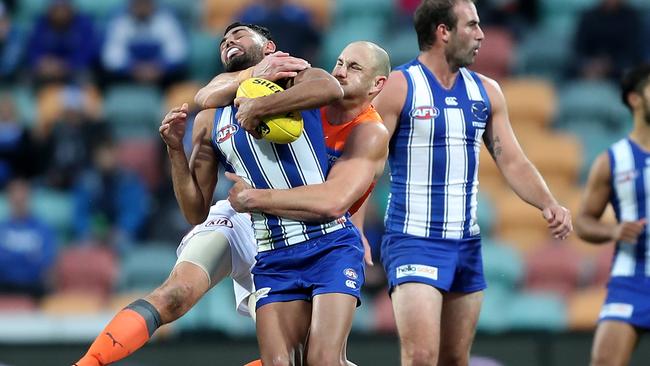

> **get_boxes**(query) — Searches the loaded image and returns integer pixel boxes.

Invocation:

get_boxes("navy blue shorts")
[381,232,486,293]
[252,226,365,309]
[600,277,650,329]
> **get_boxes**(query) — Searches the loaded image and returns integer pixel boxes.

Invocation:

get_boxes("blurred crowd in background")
[1,0,650,338]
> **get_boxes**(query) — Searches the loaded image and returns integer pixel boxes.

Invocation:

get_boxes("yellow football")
[236,78,304,144]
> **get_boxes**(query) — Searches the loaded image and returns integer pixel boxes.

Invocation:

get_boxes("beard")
[223,46,265,72]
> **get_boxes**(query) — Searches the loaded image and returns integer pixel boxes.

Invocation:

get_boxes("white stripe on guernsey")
[215,108,272,243]
[611,139,637,277]
[246,136,310,246]
[643,164,650,276]
[404,65,434,237]
[442,108,468,239]
[469,128,483,236]
[402,65,417,234]
[460,68,483,101]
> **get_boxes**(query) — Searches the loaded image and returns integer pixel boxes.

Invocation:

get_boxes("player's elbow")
[317,197,350,221]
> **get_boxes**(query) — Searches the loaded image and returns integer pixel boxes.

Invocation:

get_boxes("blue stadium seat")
[104,84,163,139]
[10,86,37,127]
[481,239,524,292]
[556,80,631,132]
[515,24,573,82]
[321,17,385,70]
[477,285,512,333]
[506,291,567,331]
[15,0,49,27]
[188,30,222,83]
[383,27,419,68]
[333,0,394,22]
[32,188,74,241]
[117,243,177,291]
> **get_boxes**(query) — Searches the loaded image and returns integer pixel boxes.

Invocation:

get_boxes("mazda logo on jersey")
[205,217,233,228]
[410,106,439,120]
[217,124,239,143]
[471,101,489,122]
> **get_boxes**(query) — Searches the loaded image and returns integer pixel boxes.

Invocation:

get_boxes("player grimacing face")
[445,1,484,68]
[332,45,376,100]
[220,26,269,72]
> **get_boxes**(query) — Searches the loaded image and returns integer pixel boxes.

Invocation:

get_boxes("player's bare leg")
[256,300,312,366]
[437,291,483,366]
[305,293,357,366]
[74,232,232,366]
[590,321,639,366]
[392,283,444,366]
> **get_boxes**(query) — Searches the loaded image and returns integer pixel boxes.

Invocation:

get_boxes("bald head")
[347,41,391,78]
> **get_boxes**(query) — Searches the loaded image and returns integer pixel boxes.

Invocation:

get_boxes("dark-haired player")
[576,63,650,366]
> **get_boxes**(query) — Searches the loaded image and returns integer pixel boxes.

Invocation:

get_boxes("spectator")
[573,0,643,81]
[0,2,23,81]
[72,139,150,253]
[237,0,321,62]
[0,93,37,188]
[102,0,187,87]
[0,179,57,299]
[25,0,98,85]
[39,85,108,190]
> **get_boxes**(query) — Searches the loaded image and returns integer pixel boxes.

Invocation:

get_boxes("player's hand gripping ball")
[236,78,304,144]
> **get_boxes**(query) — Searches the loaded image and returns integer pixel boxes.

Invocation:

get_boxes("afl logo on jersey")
[410,106,439,120]
[343,268,358,280]
[471,101,489,122]
[217,124,239,143]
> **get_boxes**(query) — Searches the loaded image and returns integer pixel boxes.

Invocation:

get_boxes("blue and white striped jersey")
[608,138,650,279]
[385,59,491,239]
[211,106,348,252]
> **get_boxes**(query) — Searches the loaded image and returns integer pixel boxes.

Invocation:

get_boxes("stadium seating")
[515,23,573,82]
[54,244,118,298]
[202,0,254,32]
[188,30,223,83]
[104,84,163,140]
[0,295,37,312]
[482,238,524,291]
[506,291,567,331]
[117,242,177,292]
[116,138,162,191]
[556,80,631,133]
[501,78,556,130]
[524,240,582,298]
[566,286,606,330]
[32,188,75,241]
[41,291,104,315]
[166,82,202,110]
[472,27,515,82]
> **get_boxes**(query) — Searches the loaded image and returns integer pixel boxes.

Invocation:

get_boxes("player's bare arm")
[235,67,344,136]
[373,70,408,138]
[161,106,218,224]
[479,74,572,239]
[576,152,647,243]
[227,122,389,221]
[195,51,311,109]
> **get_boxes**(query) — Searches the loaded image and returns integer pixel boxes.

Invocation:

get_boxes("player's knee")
[149,281,196,321]
[305,349,346,366]
[402,346,438,366]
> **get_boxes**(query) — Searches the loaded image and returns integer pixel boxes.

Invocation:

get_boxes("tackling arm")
[229,122,389,222]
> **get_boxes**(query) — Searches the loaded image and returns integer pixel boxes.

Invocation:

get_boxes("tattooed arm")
[480,75,572,239]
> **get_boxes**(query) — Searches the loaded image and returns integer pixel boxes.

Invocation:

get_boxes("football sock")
[73,299,162,366]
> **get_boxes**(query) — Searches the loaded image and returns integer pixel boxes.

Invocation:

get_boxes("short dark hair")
[414,0,474,51]
[223,22,274,43]
[621,63,650,110]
